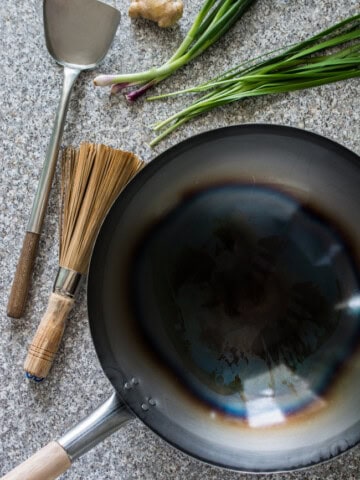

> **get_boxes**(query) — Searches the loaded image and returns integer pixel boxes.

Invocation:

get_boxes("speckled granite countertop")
[1,1,359,479]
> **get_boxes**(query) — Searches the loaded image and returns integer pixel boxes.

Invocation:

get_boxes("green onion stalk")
[94,0,257,101]
[149,14,360,146]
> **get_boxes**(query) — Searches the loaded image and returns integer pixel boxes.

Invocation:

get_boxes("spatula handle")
[7,67,80,319]
[7,231,40,318]
[24,292,74,380]
[1,441,71,480]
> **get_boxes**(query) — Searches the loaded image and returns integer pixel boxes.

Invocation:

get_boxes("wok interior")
[91,127,360,472]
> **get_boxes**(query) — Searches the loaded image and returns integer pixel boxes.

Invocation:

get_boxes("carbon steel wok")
[3,125,360,479]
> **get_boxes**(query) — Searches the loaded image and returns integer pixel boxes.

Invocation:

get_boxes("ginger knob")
[129,0,184,28]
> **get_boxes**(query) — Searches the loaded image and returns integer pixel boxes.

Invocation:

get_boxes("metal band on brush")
[53,267,82,297]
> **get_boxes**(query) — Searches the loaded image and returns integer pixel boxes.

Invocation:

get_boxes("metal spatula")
[7,0,120,318]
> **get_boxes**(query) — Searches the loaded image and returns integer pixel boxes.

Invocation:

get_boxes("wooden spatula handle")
[1,441,71,480]
[24,292,74,380]
[7,231,40,318]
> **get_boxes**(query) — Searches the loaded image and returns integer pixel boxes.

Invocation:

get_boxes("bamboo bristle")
[59,143,144,273]
[59,147,78,257]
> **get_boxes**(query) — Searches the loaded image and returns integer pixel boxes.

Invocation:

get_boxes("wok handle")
[24,292,74,380]
[58,393,133,459]
[1,441,71,480]
[1,394,133,480]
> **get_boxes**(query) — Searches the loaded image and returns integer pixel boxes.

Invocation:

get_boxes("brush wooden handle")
[7,231,40,318]
[1,441,71,480]
[24,292,74,379]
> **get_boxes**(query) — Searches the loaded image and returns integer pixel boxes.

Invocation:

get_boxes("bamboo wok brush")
[24,143,144,381]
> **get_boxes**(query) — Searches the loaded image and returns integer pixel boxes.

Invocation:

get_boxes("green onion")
[149,14,360,146]
[94,0,256,101]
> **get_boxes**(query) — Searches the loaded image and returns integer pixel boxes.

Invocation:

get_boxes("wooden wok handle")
[1,441,71,480]
[24,292,74,380]
[7,231,40,318]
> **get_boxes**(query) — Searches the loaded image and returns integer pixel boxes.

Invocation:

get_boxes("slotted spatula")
[7,0,120,318]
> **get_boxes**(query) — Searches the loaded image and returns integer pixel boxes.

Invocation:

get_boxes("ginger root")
[129,0,184,28]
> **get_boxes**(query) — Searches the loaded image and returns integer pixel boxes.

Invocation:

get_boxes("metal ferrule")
[53,267,83,298]
[58,393,132,461]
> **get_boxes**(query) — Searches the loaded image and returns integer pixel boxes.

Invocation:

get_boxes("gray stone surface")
[0,0,359,478]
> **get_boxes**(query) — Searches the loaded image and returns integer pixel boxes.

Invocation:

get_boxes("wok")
[3,125,360,479]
